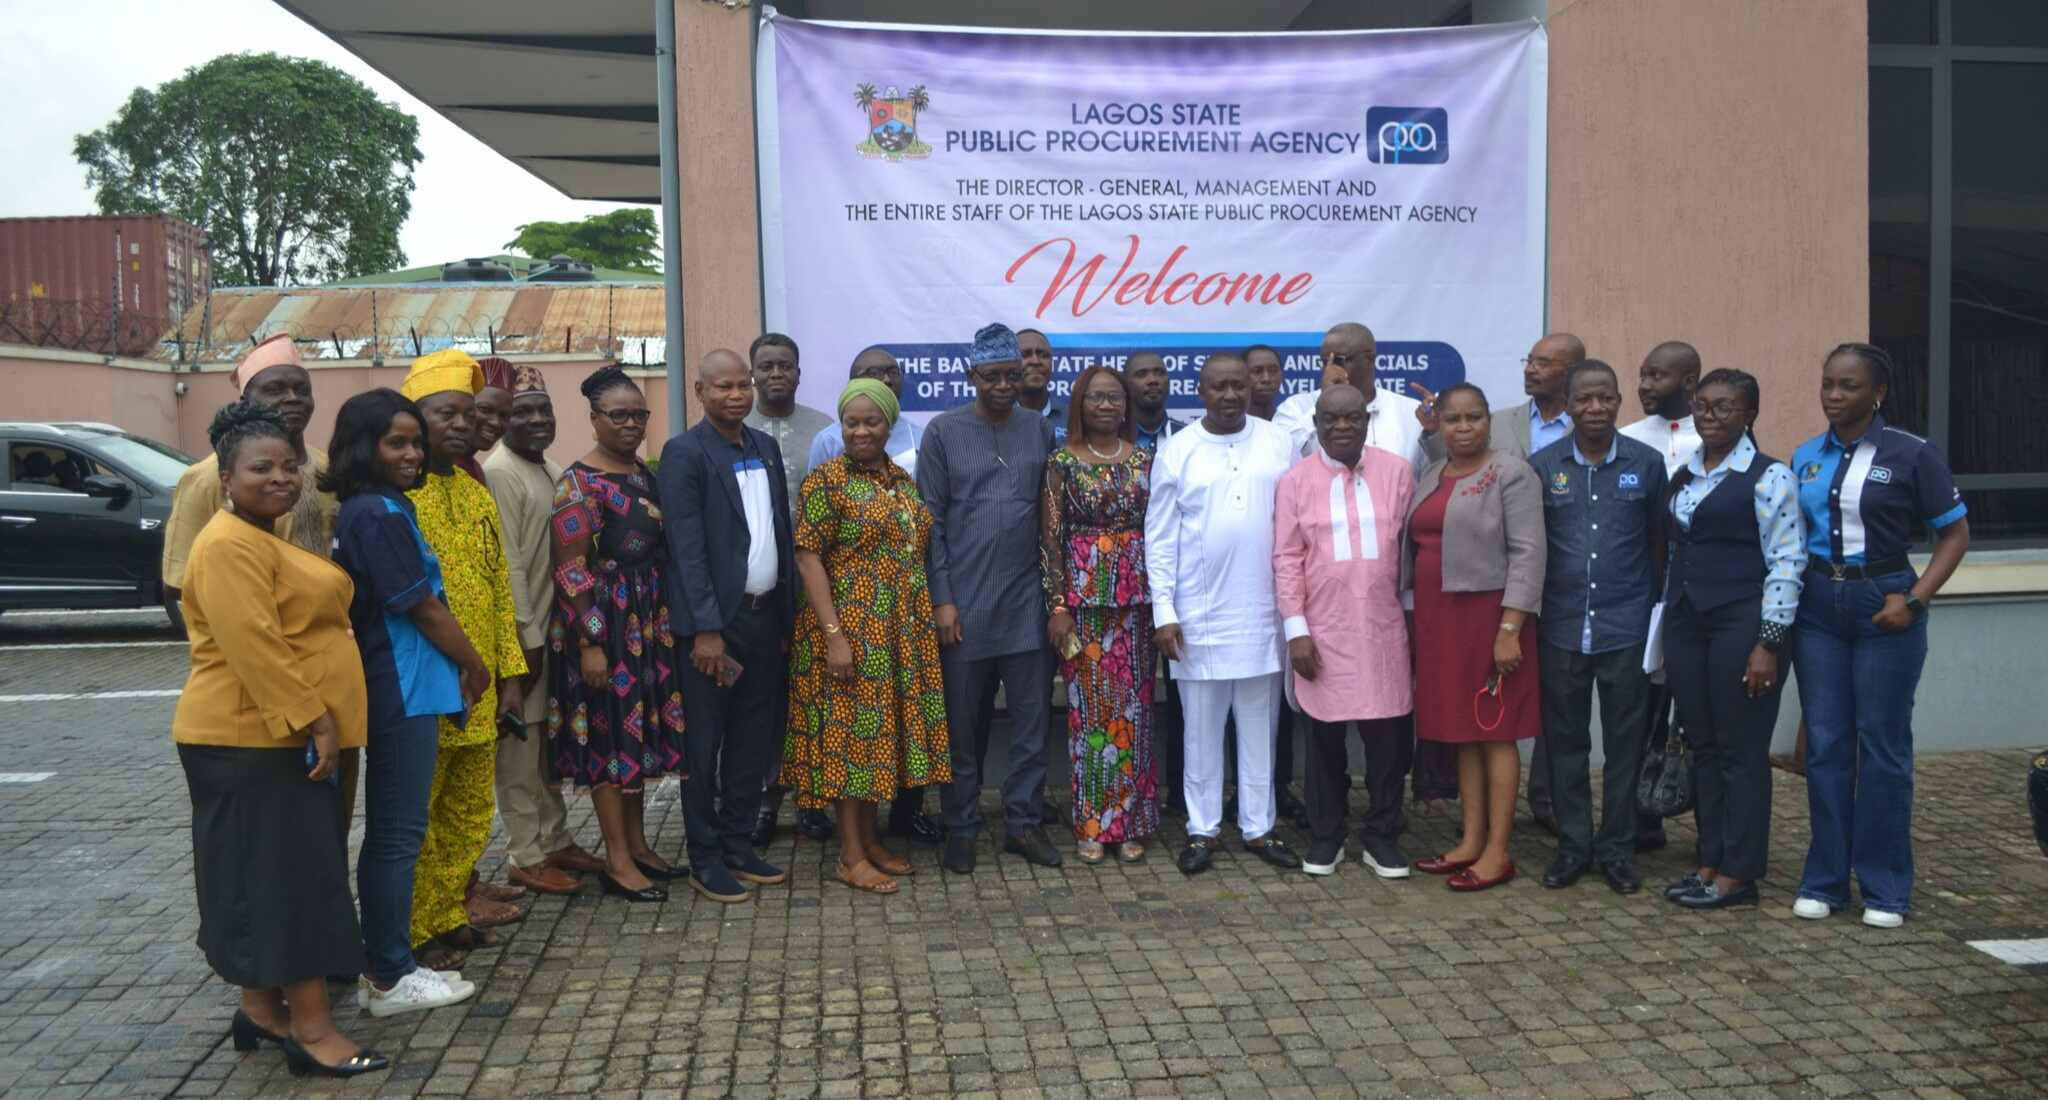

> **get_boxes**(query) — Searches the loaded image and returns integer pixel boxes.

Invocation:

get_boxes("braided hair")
[1696,367,1763,445]
[580,365,639,409]
[1435,380,1490,413]
[1828,342,1894,411]
[207,401,291,468]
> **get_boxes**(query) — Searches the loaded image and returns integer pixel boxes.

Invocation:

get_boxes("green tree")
[505,209,660,273]
[74,52,422,287]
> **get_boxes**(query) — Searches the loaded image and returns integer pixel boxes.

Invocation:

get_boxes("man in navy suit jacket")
[657,349,797,904]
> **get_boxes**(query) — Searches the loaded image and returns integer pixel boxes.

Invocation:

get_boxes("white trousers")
[1179,673,1282,841]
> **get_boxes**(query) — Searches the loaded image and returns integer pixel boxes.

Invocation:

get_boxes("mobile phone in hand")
[718,655,745,688]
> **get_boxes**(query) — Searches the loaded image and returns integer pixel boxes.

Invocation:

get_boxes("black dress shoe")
[634,858,688,882]
[1601,860,1643,895]
[1662,872,1705,900]
[888,809,945,845]
[280,1037,390,1078]
[796,809,835,842]
[1636,827,1668,852]
[1672,881,1759,910]
[1541,855,1589,889]
[1004,827,1063,868]
[599,872,669,903]
[1244,837,1302,870]
[749,804,777,849]
[943,833,976,874]
[1177,838,1216,875]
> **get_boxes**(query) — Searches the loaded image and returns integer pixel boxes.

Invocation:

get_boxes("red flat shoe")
[1447,862,1517,892]
[1414,854,1477,875]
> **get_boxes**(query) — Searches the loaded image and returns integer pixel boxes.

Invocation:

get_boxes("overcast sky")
[3,0,644,276]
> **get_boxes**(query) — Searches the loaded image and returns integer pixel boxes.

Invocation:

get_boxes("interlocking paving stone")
[3,610,2048,1096]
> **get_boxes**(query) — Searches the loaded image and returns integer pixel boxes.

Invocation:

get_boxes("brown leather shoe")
[546,845,606,875]
[507,862,582,895]
[465,894,526,928]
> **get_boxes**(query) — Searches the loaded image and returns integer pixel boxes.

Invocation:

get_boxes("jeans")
[357,713,440,985]
[1793,569,1926,913]
[1539,642,1651,865]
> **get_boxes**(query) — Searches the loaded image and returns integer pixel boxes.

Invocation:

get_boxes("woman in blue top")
[1788,344,1970,929]
[323,389,489,1014]
[1659,369,1807,911]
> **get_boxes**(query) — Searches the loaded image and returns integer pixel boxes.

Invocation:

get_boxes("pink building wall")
[1,347,676,468]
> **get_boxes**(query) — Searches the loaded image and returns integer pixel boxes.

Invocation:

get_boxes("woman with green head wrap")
[779,380,952,894]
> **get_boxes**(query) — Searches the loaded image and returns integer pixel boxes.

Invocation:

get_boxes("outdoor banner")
[756,12,1547,423]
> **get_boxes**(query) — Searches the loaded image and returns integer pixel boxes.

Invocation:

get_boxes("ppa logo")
[1366,107,1448,165]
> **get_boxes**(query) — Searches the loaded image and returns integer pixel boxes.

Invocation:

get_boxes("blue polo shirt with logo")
[332,484,465,730]
[1791,414,1967,567]
[1528,433,1668,655]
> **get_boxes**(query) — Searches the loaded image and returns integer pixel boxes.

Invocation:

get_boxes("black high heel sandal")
[228,1010,285,1052]
[600,871,669,903]
[633,858,688,882]
[279,1036,390,1078]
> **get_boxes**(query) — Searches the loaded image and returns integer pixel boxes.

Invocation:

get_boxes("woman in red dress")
[1403,383,1547,892]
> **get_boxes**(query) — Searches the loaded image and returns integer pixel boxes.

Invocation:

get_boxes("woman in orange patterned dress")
[781,380,951,893]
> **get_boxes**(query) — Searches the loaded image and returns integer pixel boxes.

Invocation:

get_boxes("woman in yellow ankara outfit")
[400,350,528,969]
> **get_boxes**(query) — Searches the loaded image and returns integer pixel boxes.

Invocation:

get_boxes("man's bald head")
[701,348,748,382]
[1638,340,1702,418]
[1313,384,1370,466]
[1316,384,1367,417]
[1321,322,1379,391]
[1524,332,1586,407]
[1644,340,1700,378]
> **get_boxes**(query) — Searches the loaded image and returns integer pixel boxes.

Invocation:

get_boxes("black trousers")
[1665,595,1784,882]
[1539,642,1652,865]
[679,600,786,869]
[938,646,1053,837]
[1155,660,1185,811]
[1304,716,1412,847]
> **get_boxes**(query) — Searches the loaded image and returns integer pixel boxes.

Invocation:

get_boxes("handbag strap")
[1473,673,1506,733]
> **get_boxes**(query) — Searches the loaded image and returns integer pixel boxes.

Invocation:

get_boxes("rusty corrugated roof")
[157,283,669,364]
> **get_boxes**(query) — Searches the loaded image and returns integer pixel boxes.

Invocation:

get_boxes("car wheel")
[163,595,187,639]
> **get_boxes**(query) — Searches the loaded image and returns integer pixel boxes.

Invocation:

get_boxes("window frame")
[1871,1,2048,530]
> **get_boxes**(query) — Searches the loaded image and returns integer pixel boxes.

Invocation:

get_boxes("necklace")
[1084,438,1125,462]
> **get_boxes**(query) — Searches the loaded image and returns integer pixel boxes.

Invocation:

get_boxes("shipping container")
[0,215,211,357]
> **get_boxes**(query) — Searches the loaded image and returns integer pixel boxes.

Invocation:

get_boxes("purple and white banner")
[757,11,1547,421]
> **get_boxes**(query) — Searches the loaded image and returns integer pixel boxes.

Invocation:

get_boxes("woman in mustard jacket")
[173,404,386,1080]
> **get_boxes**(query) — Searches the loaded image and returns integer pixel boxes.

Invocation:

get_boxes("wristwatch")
[1904,593,1927,618]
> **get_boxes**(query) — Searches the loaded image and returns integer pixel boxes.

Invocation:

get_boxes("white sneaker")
[1302,856,1339,877]
[1861,908,1905,929]
[359,967,477,1017]
[1792,897,1833,920]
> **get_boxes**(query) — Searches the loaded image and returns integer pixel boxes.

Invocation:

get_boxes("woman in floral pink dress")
[1041,366,1157,864]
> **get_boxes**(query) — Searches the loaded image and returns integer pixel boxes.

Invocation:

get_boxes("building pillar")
[670,0,765,431]
[1546,0,1869,452]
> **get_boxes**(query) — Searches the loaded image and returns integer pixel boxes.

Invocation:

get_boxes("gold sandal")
[1118,841,1146,864]
[1076,840,1106,864]
[835,860,900,894]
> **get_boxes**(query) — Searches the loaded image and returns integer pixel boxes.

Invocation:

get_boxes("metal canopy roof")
[272,0,1469,203]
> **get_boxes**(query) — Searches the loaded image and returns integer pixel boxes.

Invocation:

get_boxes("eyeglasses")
[599,408,653,426]
[1081,391,1126,407]
[1522,356,1565,368]
[1689,399,1744,421]
[974,368,1024,385]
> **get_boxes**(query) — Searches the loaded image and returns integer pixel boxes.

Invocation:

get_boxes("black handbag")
[1638,718,1695,819]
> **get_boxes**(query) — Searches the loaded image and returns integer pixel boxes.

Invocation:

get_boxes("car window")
[91,435,191,492]
[7,444,104,494]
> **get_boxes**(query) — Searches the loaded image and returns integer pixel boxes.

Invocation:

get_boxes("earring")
[223,495,235,513]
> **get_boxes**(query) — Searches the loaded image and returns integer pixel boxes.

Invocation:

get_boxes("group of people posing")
[166,319,1970,1078]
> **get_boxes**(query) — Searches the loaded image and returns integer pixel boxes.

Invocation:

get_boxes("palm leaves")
[854,82,877,111]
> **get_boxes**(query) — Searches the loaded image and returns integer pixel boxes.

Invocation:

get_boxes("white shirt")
[734,454,779,595]
[1272,384,1429,473]
[1620,413,1703,477]
[1144,417,1294,681]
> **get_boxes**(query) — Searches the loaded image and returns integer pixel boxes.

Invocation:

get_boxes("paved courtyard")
[2,609,2047,1099]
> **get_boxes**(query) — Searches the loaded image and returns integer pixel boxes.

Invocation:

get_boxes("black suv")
[0,422,193,626]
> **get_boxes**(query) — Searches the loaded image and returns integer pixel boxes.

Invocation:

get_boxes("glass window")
[1869,0,1934,45]
[1948,62,2048,489]
[1954,1,2048,49]
[1868,66,1933,435]
[7,444,102,493]
[92,435,193,492]
[1960,488,2048,541]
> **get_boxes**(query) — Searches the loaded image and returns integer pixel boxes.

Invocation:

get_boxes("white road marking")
[0,690,181,702]
[0,773,54,783]
[0,641,184,651]
[1968,938,2048,966]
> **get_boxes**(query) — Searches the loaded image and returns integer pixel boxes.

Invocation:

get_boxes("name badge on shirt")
[1868,466,1893,484]
[1617,472,1641,489]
